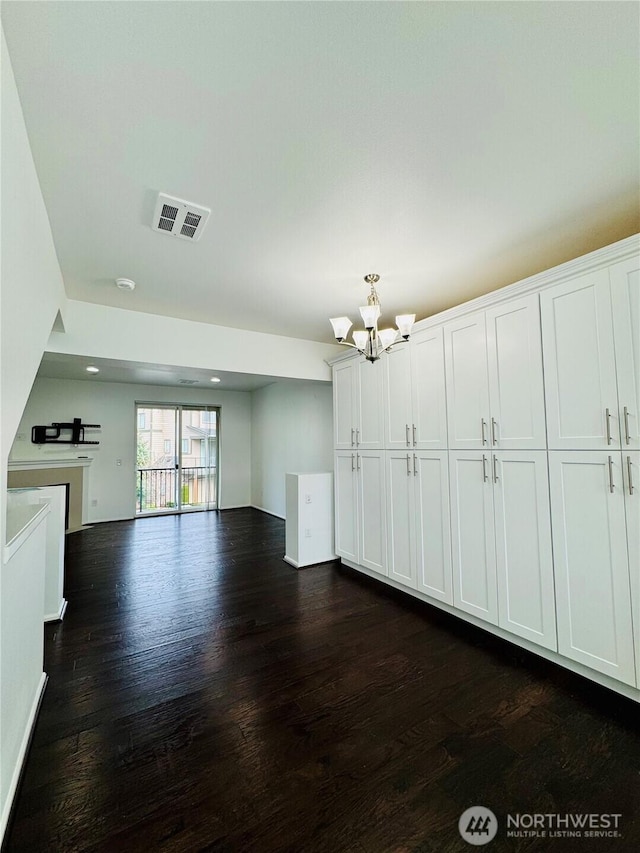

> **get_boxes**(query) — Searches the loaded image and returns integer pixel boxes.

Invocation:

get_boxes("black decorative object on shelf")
[31,417,101,445]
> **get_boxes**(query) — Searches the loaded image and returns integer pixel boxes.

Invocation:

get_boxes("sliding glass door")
[135,404,218,515]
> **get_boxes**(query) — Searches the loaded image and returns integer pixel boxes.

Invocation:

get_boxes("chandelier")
[329,274,415,363]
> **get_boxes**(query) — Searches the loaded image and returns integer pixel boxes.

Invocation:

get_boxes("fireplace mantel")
[8,458,93,471]
[7,458,93,531]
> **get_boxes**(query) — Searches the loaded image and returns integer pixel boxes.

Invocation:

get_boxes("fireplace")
[7,459,92,532]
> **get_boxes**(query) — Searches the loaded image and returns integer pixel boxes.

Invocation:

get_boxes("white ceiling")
[37,352,286,393]
[3,1,639,353]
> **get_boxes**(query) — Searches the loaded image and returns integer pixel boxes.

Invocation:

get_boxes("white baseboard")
[284,554,337,569]
[0,672,47,844]
[251,504,285,520]
[44,598,67,623]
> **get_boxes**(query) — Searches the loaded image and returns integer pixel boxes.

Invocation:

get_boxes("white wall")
[0,28,67,523]
[48,300,339,383]
[0,28,67,841]
[11,377,252,521]
[251,380,333,518]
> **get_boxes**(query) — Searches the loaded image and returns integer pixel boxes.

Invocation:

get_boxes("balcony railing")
[136,466,217,514]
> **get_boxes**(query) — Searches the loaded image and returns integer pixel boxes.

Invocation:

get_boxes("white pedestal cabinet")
[331,234,640,702]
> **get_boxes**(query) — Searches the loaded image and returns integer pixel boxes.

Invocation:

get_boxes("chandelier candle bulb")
[329,274,415,363]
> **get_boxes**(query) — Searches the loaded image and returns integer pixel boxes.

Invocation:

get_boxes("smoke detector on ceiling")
[152,193,211,242]
[115,278,136,291]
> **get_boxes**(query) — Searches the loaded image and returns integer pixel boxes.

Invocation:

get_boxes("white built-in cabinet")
[540,264,639,450]
[386,450,452,602]
[334,449,386,576]
[383,327,448,450]
[610,256,640,450]
[548,452,637,686]
[333,357,384,450]
[448,450,556,650]
[331,235,640,700]
[444,295,546,450]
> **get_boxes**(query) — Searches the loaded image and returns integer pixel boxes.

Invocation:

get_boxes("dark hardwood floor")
[4,508,639,852]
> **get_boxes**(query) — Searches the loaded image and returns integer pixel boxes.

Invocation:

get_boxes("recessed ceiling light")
[115,277,136,291]
[86,366,100,374]
[210,377,221,383]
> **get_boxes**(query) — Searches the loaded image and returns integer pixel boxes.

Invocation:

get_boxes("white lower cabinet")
[386,451,452,601]
[334,450,387,576]
[449,452,498,624]
[449,450,557,650]
[548,452,637,686]
[624,452,640,687]
[493,452,557,650]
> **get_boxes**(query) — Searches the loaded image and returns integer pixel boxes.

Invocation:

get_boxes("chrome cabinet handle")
[412,424,417,447]
[356,428,360,446]
[406,453,411,475]
[606,408,612,445]
[623,407,631,445]
[413,453,417,476]
[351,427,355,447]
[482,454,488,482]
[481,419,487,445]
[493,454,499,483]
[491,418,498,445]
[628,456,634,495]
[351,453,355,471]
[357,453,360,471]
[608,455,614,493]
[405,424,410,447]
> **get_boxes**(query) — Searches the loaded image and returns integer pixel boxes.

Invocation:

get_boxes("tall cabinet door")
[485,295,546,449]
[357,450,387,576]
[623,451,640,688]
[334,451,358,562]
[415,451,452,603]
[386,451,416,589]
[383,346,413,450]
[444,312,490,449]
[541,271,620,449]
[493,452,556,650]
[610,256,640,450]
[412,327,448,449]
[548,452,636,686]
[356,359,384,449]
[333,361,356,449]
[449,452,498,624]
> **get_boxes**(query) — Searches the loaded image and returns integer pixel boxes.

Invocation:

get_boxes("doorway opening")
[135,404,219,515]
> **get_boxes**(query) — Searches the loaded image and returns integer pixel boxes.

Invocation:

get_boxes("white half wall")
[47,300,339,383]
[1,27,67,517]
[10,378,252,521]
[251,380,333,518]
[1,28,67,840]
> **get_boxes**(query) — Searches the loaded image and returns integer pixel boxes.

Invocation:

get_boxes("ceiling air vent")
[178,379,199,385]
[152,193,210,242]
